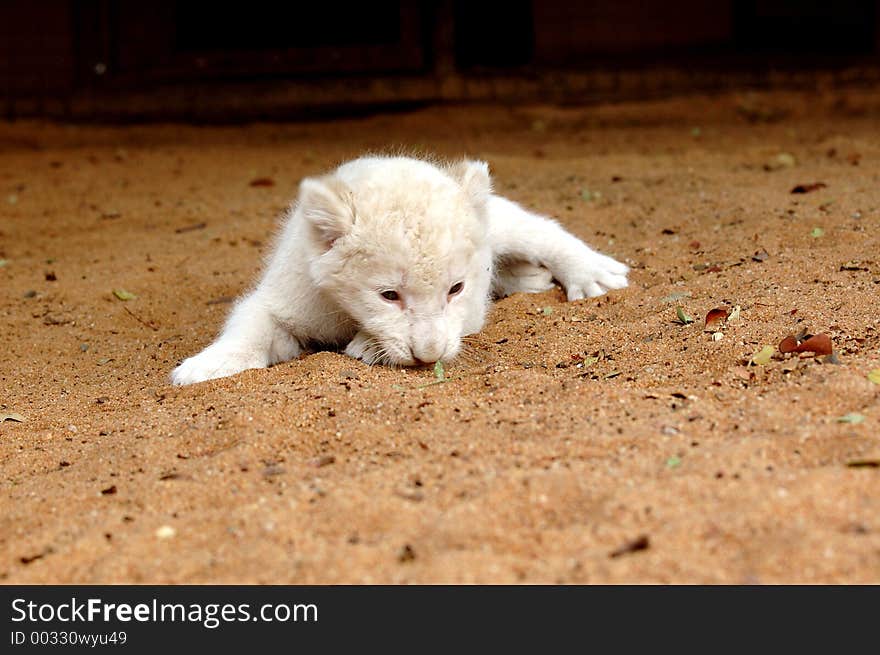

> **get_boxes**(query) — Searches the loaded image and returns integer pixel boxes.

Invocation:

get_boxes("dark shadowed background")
[3,0,880,121]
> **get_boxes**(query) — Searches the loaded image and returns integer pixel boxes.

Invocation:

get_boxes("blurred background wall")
[2,0,879,121]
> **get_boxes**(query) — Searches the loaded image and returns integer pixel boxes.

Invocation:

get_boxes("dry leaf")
[779,333,832,356]
[113,289,136,301]
[1,412,26,422]
[727,305,741,322]
[796,333,833,355]
[836,413,865,424]
[779,335,799,353]
[705,307,727,330]
[750,345,775,366]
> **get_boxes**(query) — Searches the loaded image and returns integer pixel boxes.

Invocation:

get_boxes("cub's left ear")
[449,159,492,210]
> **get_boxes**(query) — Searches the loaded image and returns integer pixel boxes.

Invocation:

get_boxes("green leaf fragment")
[750,345,775,366]
[836,413,865,424]
[113,289,136,301]
[666,456,682,469]
[810,227,824,238]
[542,306,553,316]
[776,152,796,168]
[675,306,694,324]
[0,259,8,267]
[868,369,880,384]
[433,360,445,382]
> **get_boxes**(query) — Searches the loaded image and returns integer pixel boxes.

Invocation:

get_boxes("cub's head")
[298,157,494,366]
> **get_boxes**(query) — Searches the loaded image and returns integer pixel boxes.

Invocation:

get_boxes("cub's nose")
[410,321,447,364]
[409,346,443,366]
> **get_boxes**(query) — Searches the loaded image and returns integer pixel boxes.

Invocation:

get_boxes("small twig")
[123,306,159,331]
[174,222,207,233]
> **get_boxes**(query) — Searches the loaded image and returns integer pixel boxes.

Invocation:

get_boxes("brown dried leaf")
[796,333,833,355]
[249,177,275,187]
[778,332,832,356]
[705,308,727,330]
[778,335,800,353]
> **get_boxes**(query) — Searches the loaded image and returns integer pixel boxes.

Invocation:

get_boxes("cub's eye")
[448,281,464,296]
[381,290,400,301]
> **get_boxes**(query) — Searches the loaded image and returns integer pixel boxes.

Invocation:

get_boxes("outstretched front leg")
[171,291,301,385]
[486,195,629,300]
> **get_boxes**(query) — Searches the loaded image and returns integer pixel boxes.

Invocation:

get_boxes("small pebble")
[309,455,336,468]
[394,488,424,502]
[397,544,416,563]
[155,525,176,539]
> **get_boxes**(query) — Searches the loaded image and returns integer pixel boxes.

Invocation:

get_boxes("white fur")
[170,156,628,385]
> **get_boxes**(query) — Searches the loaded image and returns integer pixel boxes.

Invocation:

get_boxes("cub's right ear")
[298,176,356,251]
[448,159,492,211]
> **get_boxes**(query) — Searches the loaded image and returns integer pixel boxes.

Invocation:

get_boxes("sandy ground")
[1,89,879,584]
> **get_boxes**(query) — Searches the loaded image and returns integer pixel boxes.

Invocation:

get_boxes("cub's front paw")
[170,344,267,385]
[562,251,629,301]
[344,331,384,365]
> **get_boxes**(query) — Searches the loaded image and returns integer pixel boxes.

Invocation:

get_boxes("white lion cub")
[171,156,628,385]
